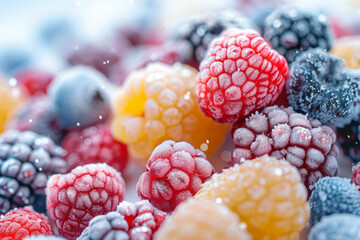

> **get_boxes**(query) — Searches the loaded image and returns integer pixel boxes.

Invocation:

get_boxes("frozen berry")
[351,163,360,188]
[176,10,258,65]
[13,68,54,96]
[309,214,360,240]
[0,130,67,214]
[25,237,66,240]
[9,95,65,144]
[331,36,360,69]
[196,156,309,239]
[117,200,167,235]
[77,211,130,240]
[155,199,251,240]
[196,29,289,123]
[66,42,123,78]
[309,177,360,226]
[0,207,53,240]
[0,77,26,133]
[137,140,214,212]
[49,66,112,129]
[230,106,339,193]
[287,48,360,127]
[264,8,333,63]
[61,124,128,172]
[112,63,227,161]
[46,163,125,240]
[337,120,360,163]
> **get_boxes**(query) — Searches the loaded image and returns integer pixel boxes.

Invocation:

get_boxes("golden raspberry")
[112,63,227,162]
[0,78,25,133]
[331,36,360,69]
[196,156,309,240]
[155,199,251,240]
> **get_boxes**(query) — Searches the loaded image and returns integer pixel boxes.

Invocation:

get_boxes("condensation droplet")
[221,151,231,162]
[76,122,80,126]
[200,143,208,152]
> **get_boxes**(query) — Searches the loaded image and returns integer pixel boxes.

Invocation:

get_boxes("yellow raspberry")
[0,78,25,133]
[195,155,309,240]
[331,36,360,69]
[155,199,251,240]
[112,63,228,162]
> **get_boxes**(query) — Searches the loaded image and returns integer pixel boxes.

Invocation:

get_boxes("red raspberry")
[351,162,360,189]
[117,200,167,238]
[61,124,128,172]
[137,140,214,212]
[46,163,126,240]
[14,68,54,96]
[196,29,289,123]
[230,106,339,193]
[0,207,53,240]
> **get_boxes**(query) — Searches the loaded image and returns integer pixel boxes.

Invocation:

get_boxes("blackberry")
[308,177,360,226]
[337,120,360,163]
[287,48,360,127]
[309,214,360,240]
[264,8,333,63]
[0,130,68,214]
[77,211,131,240]
[175,10,258,65]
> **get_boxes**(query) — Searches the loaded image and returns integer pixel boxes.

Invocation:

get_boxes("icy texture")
[287,48,360,127]
[156,199,251,240]
[309,177,360,226]
[176,10,259,64]
[25,236,66,240]
[309,214,360,240]
[196,156,309,239]
[231,106,339,193]
[77,211,129,240]
[112,62,227,161]
[46,163,125,240]
[196,29,289,123]
[0,206,53,240]
[61,124,128,172]
[264,8,333,63]
[0,130,68,214]
[137,140,214,212]
[49,66,111,129]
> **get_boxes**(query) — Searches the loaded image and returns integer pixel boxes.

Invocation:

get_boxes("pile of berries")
[1,2,360,240]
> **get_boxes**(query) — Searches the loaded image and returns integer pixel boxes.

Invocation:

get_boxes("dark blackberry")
[0,130,68,214]
[264,8,333,63]
[287,48,360,127]
[175,10,258,65]
[78,211,132,240]
[309,177,360,226]
[337,120,360,163]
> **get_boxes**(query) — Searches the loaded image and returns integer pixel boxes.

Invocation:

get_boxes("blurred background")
[0,0,359,78]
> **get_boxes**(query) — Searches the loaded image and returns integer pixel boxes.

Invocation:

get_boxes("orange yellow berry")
[195,155,309,240]
[112,63,228,162]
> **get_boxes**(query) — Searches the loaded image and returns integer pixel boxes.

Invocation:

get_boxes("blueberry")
[309,177,360,226]
[49,66,112,129]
